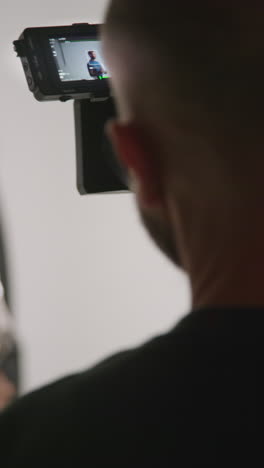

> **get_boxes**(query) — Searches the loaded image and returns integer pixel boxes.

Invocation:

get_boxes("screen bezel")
[24,25,110,99]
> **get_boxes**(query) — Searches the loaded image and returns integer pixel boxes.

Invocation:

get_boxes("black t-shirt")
[0,307,262,467]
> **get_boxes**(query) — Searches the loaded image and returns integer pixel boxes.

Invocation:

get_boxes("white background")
[0,0,191,394]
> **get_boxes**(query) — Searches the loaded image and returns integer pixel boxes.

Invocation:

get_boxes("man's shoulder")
[0,347,135,420]
[0,310,207,426]
[0,329,179,465]
[2,306,248,430]
[1,308,256,466]
[0,329,171,426]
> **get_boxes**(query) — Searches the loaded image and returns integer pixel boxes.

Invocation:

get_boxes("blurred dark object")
[0,215,20,403]
[0,371,16,411]
[0,288,19,395]
[0,219,10,308]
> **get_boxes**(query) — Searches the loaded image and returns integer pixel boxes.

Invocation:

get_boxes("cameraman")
[1,3,264,466]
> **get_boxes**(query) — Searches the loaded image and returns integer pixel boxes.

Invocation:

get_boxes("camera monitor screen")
[49,37,109,82]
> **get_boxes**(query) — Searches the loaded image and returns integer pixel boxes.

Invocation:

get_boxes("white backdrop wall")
[0,0,191,394]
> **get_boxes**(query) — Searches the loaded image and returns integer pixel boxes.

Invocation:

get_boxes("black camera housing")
[75,98,129,194]
[13,23,110,102]
[13,23,129,195]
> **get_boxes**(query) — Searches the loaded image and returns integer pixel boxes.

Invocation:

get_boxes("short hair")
[103,2,264,149]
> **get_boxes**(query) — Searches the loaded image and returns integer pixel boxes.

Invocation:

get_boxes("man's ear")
[105,120,163,207]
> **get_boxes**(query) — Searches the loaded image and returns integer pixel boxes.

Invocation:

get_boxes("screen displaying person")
[87,51,105,79]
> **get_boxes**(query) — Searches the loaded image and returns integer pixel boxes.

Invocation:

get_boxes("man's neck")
[170,196,264,310]
[191,234,264,310]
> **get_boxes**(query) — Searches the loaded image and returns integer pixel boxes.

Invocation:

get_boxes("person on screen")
[87,50,105,79]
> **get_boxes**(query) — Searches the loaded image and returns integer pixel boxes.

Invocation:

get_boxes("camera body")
[13,23,110,102]
[13,23,128,195]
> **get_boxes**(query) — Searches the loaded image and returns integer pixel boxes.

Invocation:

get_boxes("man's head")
[88,51,97,60]
[102,3,264,306]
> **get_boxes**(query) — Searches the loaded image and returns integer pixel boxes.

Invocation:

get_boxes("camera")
[13,23,129,195]
[13,23,110,102]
